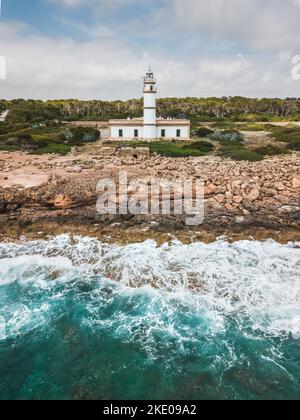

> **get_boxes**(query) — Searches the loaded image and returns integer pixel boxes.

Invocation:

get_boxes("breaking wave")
[0,235,299,400]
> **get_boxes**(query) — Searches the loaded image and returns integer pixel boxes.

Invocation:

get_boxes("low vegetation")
[218,145,264,162]
[269,126,300,142]
[1,98,299,159]
[0,125,99,155]
[253,145,290,156]
[193,127,214,138]
[210,129,245,143]
[128,141,208,158]
[183,140,215,153]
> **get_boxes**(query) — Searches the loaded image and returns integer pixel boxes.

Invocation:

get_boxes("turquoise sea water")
[0,235,299,400]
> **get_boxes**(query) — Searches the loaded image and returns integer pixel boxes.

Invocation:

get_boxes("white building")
[109,69,191,141]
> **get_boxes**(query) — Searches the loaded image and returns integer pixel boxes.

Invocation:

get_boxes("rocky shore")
[0,150,299,242]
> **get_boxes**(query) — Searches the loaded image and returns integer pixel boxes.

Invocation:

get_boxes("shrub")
[210,129,244,143]
[194,127,214,138]
[16,133,33,142]
[254,145,289,156]
[32,143,71,156]
[74,127,99,143]
[269,127,300,143]
[287,141,300,151]
[60,127,99,144]
[183,141,215,153]
[129,141,206,158]
[219,145,263,161]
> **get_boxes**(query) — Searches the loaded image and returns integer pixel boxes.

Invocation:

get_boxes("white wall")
[144,108,156,123]
[144,91,157,140]
[110,125,190,141]
[158,126,190,140]
[144,92,156,108]
[110,126,143,140]
[144,125,158,140]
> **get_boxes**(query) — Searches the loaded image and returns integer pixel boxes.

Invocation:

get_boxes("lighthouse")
[108,69,190,141]
[143,67,157,140]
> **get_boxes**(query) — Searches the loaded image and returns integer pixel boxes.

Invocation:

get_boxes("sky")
[0,0,300,100]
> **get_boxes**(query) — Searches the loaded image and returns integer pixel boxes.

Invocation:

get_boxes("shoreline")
[1,219,299,245]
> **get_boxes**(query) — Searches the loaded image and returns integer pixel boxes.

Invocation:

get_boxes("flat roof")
[109,118,190,126]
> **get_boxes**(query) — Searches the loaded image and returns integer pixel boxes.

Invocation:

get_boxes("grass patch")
[268,127,300,152]
[269,127,300,143]
[237,123,268,131]
[121,141,209,158]
[210,122,236,130]
[0,125,98,154]
[253,145,289,156]
[32,143,71,156]
[287,141,300,151]
[183,140,215,153]
[219,145,263,161]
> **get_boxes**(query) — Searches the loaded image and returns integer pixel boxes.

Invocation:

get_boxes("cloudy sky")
[0,0,300,99]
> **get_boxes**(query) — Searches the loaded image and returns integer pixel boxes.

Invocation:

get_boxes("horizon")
[2,92,300,102]
[1,95,300,102]
[0,1,300,100]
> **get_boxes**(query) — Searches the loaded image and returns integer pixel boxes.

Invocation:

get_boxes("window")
[134,129,139,138]
[119,129,123,138]
[176,129,181,138]
[161,129,166,138]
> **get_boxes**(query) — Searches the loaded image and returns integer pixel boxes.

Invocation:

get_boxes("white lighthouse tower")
[108,69,191,141]
[143,67,157,140]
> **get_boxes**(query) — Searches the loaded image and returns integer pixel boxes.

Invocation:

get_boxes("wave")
[0,235,299,342]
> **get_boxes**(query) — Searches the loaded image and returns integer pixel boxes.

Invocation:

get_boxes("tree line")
[1,97,300,127]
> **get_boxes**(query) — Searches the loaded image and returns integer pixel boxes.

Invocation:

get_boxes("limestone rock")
[292,177,300,189]
[242,184,260,202]
[66,166,82,174]
[215,194,225,204]
[52,194,73,209]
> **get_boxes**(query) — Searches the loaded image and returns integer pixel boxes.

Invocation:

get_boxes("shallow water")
[0,235,299,400]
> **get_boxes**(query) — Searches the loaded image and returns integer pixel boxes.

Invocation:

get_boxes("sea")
[0,235,299,400]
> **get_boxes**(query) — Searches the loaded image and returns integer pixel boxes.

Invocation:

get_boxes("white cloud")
[1,1,300,99]
[170,0,300,51]
[0,25,298,100]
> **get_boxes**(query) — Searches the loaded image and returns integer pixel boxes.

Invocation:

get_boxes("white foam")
[0,255,74,286]
[271,316,300,339]
[0,235,299,339]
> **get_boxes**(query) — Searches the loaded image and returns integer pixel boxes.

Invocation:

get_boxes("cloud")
[0,25,297,100]
[170,0,300,51]
[1,2,300,99]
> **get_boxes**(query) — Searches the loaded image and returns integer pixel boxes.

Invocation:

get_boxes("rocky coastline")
[0,150,299,243]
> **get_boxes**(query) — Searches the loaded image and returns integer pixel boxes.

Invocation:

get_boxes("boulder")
[52,194,73,209]
[118,147,134,158]
[242,183,260,202]
[134,147,150,159]
[292,177,300,189]
[215,194,225,204]
[66,166,82,174]
[233,195,243,204]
